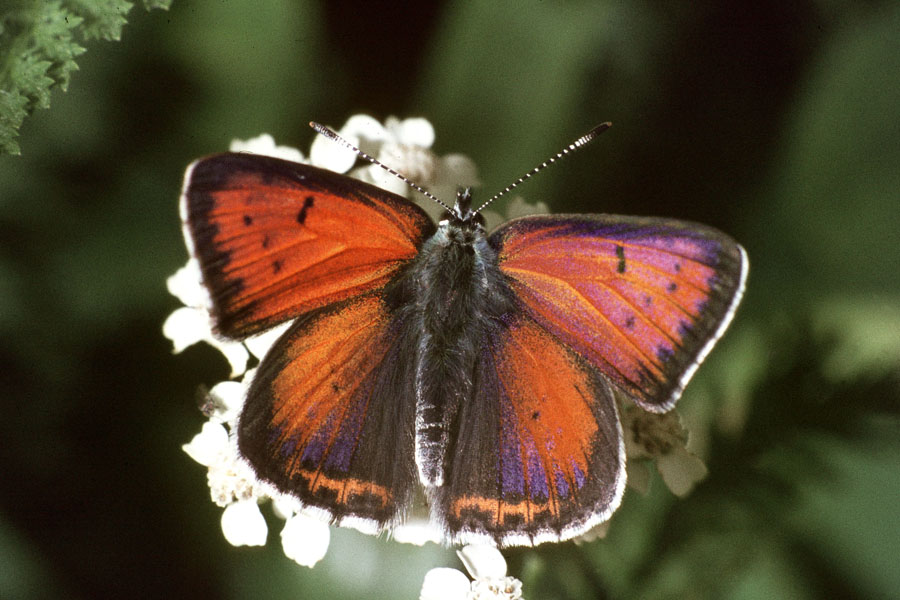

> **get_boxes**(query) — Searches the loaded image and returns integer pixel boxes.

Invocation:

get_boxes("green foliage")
[0,0,171,154]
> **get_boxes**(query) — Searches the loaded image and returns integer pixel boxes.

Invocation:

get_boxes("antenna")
[309,121,453,212]
[475,122,612,213]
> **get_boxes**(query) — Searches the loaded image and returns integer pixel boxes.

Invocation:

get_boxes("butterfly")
[179,122,747,547]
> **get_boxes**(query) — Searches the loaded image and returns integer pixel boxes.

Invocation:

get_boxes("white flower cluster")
[420,545,523,600]
[179,370,331,565]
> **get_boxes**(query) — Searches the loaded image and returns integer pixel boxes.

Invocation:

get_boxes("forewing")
[435,314,624,547]
[237,294,417,530]
[181,153,435,338]
[492,214,747,412]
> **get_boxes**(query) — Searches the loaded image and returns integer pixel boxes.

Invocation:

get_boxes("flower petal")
[419,568,471,600]
[209,339,250,378]
[396,117,435,148]
[469,576,523,600]
[574,521,611,544]
[182,422,228,466]
[221,500,267,546]
[166,259,211,309]
[309,129,358,172]
[625,459,651,494]
[392,519,443,546]
[657,446,708,497]
[281,513,330,567]
[229,134,305,163]
[206,380,245,423]
[244,322,291,360]
[340,114,388,142]
[457,544,507,580]
[270,494,301,520]
[163,307,210,353]
[162,306,249,377]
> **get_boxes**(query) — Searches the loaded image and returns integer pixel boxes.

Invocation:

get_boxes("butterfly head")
[442,188,485,230]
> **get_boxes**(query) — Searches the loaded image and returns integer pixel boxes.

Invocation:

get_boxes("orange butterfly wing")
[493,214,747,412]
[436,314,624,545]
[181,153,435,338]
[238,294,418,529]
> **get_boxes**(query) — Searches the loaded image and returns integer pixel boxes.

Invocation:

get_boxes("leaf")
[0,2,85,154]
[0,0,171,155]
[140,0,172,10]
[71,0,133,41]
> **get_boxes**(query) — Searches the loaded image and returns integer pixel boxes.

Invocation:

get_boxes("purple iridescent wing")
[434,313,625,546]
[491,214,747,412]
[237,294,417,531]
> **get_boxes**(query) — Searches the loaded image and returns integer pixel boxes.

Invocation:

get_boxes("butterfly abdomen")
[406,221,515,488]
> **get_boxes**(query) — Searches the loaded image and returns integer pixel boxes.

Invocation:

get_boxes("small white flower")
[345,115,438,195]
[182,421,228,467]
[428,153,480,212]
[309,125,359,173]
[420,545,524,600]
[164,308,249,377]
[457,544,507,580]
[280,512,331,568]
[203,380,246,423]
[230,133,305,163]
[244,322,291,361]
[655,446,709,497]
[621,400,708,497]
[573,520,611,544]
[340,113,394,145]
[386,116,436,148]
[420,568,471,600]
[166,259,212,310]
[315,114,480,222]
[164,262,249,377]
[221,499,268,546]
[205,441,260,507]
[469,578,524,600]
[392,518,443,546]
[270,494,303,520]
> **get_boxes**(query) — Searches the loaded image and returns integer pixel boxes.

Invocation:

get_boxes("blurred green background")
[1,1,898,598]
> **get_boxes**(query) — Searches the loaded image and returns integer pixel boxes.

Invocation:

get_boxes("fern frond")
[0,0,172,155]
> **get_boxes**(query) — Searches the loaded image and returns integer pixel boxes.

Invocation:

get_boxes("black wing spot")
[262,234,271,248]
[532,411,540,420]
[625,315,635,329]
[273,259,283,274]
[297,196,315,225]
[615,245,626,274]
[667,282,678,292]
[674,262,682,272]
[644,295,653,306]
[243,215,253,226]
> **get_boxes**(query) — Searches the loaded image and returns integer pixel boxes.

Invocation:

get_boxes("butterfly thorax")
[389,190,516,488]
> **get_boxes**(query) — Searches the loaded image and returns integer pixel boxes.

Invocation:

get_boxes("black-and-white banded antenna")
[475,122,612,213]
[309,121,453,212]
